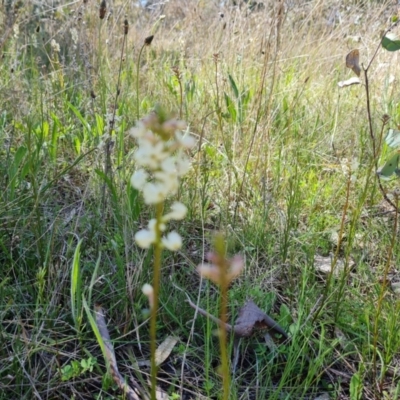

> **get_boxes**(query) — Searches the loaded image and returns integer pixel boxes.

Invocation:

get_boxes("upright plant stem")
[136,44,146,120]
[219,281,230,400]
[215,235,230,400]
[149,202,164,400]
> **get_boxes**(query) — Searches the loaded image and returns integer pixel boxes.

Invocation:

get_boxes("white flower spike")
[130,109,194,250]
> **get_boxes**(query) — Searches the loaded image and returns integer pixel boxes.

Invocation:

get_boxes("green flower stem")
[215,235,230,400]
[149,202,164,400]
[219,281,230,400]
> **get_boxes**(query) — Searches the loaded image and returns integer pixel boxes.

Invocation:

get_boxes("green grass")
[2,0,400,399]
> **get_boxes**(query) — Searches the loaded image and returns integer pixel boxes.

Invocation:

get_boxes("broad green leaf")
[377,153,400,178]
[382,33,400,52]
[385,129,400,148]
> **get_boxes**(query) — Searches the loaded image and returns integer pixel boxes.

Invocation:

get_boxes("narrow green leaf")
[82,298,109,369]
[67,102,90,131]
[224,92,237,122]
[71,239,83,330]
[228,74,239,99]
[50,113,60,161]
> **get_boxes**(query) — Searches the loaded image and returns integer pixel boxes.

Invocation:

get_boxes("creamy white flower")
[162,231,182,251]
[148,219,157,231]
[129,122,147,138]
[135,229,156,248]
[175,131,196,149]
[160,157,176,174]
[148,218,166,232]
[130,169,148,190]
[163,202,187,221]
[130,112,192,248]
[51,39,60,52]
[176,156,191,176]
[142,284,154,309]
[154,171,179,195]
[143,182,167,204]
[142,283,153,296]
[134,140,168,169]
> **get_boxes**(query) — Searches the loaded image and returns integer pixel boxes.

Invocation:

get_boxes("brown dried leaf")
[346,49,361,76]
[233,300,288,340]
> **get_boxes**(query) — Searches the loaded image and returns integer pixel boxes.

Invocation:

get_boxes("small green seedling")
[61,357,97,381]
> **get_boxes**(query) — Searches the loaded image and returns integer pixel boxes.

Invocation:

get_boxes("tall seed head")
[144,35,154,46]
[99,0,106,19]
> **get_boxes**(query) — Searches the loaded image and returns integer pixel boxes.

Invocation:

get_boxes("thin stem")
[178,76,183,120]
[364,61,398,212]
[365,21,400,72]
[149,202,164,400]
[214,235,230,400]
[137,44,146,120]
[102,26,127,206]
[219,280,230,400]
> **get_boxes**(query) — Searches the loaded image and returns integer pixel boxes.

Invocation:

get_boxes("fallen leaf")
[155,336,179,366]
[338,77,361,88]
[186,296,289,342]
[137,336,179,368]
[346,49,361,76]
[233,300,288,340]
